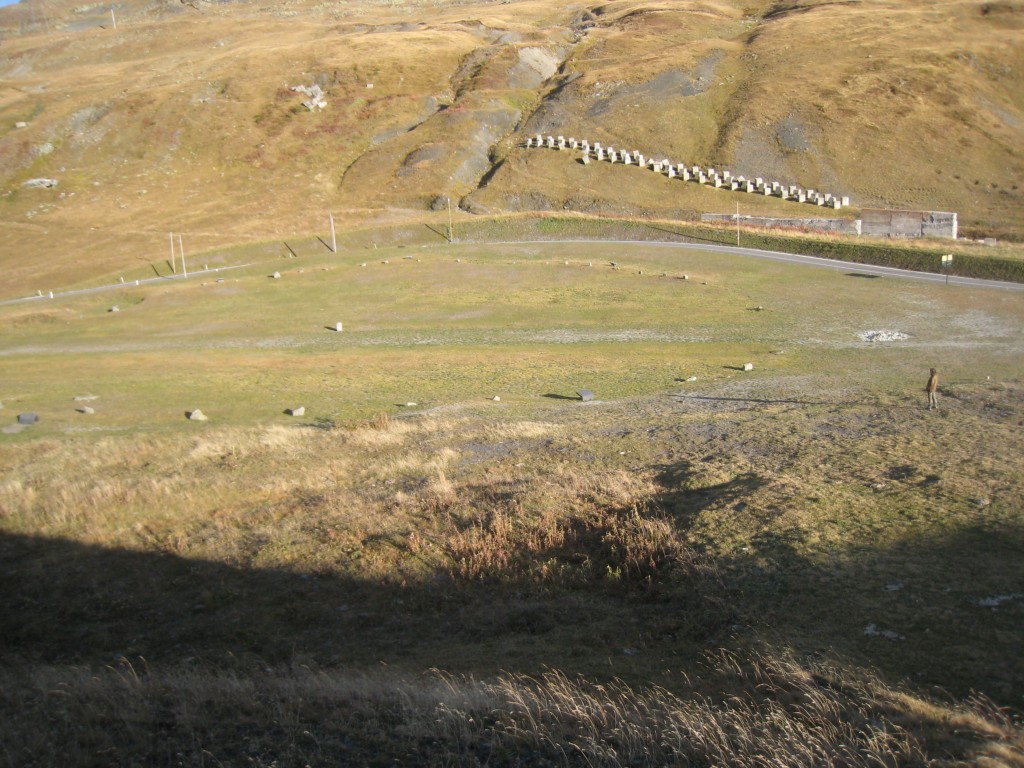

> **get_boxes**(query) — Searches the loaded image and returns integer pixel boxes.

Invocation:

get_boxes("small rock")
[286,407,305,417]
[743,363,754,372]
[187,410,208,421]
[76,406,95,415]
[271,272,281,279]
[109,305,119,312]
[686,376,698,382]
[492,396,501,401]
[404,402,417,407]
[17,413,39,425]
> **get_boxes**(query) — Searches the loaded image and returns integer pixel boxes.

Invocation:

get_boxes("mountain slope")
[1,0,1022,295]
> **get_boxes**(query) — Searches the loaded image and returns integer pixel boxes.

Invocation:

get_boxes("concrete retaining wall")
[701,214,861,236]
[861,209,958,239]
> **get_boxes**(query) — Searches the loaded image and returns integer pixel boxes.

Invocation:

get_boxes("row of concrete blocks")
[525,134,850,210]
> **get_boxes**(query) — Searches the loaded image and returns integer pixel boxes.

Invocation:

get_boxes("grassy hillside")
[1,231,1023,764]
[1,0,1023,298]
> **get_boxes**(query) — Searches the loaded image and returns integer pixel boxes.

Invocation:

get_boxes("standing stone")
[577,389,595,402]
[76,406,95,415]
[286,407,305,416]
[335,322,343,332]
[187,410,208,421]
[17,413,38,425]
[742,363,754,372]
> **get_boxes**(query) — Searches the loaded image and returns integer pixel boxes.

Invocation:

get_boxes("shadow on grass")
[1,496,1021,709]
[424,223,450,242]
[543,393,581,400]
[643,223,730,247]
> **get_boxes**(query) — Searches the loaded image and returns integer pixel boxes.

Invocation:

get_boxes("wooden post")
[111,9,116,29]
[179,235,187,277]
[736,202,740,246]
[169,232,176,273]
[447,197,454,243]
[330,213,337,253]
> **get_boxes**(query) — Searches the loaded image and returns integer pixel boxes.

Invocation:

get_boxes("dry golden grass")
[1,0,1022,298]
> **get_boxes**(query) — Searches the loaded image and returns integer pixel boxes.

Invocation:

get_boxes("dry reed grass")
[3,650,1019,766]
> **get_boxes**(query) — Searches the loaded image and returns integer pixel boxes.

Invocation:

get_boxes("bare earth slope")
[1,0,1022,294]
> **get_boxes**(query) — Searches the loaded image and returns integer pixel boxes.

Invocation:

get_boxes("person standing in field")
[926,368,939,410]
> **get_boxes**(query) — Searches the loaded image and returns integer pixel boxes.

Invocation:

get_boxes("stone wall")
[860,209,958,240]
[701,214,861,236]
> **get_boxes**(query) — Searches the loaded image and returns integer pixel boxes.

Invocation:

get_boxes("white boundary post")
[330,213,337,253]
[169,232,176,273]
[179,235,187,277]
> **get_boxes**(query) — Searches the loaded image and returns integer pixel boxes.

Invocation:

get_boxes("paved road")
[0,264,252,307]
[3,239,1021,307]
[503,239,1024,292]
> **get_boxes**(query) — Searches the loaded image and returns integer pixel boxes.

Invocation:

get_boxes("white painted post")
[169,232,176,273]
[330,213,337,253]
[111,9,116,28]
[179,235,187,277]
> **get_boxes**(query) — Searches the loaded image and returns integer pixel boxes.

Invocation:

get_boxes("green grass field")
[1,225,1022,765]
